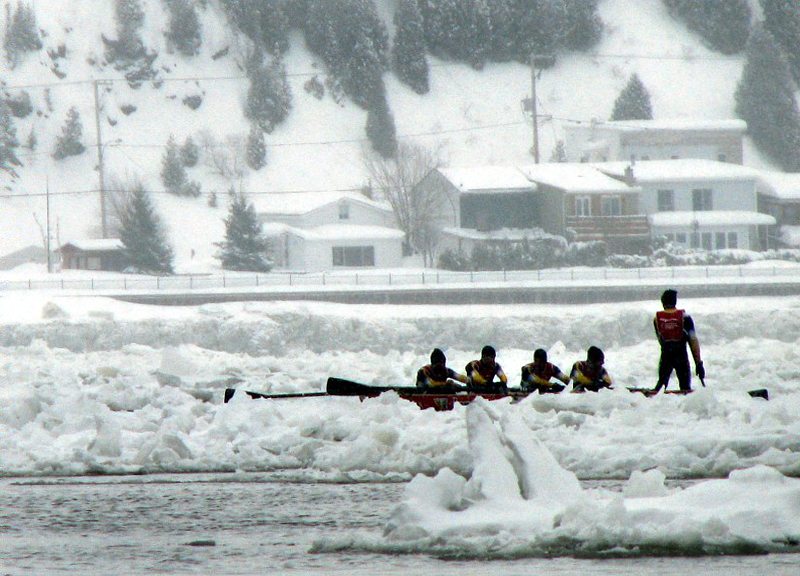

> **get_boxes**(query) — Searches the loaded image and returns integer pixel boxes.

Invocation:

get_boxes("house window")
[601,195,621,216]
[671,154,679,160]
[338,202,350,220]
[575,196,590,216]
[701,232,713,250]
[727,232,738,249]
[332,245,375,267]
[718,153,727,163]
[642,155,650,161]
[657,189,674,212]
[692,188,713,211]
[676,233,687,244]
[715,232,727,249]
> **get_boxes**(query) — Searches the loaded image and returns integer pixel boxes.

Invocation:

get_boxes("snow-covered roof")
[254,192,391,216]
[441,227,557,241]
[757,172,800,200]
[437,166,535,193]
[581,118,748,133]
[261,223,293,237]
[519,163,636,193]
[595,159,761,183]
[290,225,405,241]
[60,239,124,251]
[649,211,776,227]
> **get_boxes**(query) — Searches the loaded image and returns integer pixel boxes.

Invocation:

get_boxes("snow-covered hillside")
[0,0,774,273]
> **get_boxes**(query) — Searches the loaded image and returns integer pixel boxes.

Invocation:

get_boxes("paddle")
[223,388,328,403]
[326,377,421,396]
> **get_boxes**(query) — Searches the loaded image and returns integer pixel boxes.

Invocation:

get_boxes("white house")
[564,119,747,165]
[595,159,775,250]
[756,172,800,247]
[255,192,404,271]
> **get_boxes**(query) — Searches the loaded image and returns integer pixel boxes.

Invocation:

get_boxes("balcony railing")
[566,214,650,241]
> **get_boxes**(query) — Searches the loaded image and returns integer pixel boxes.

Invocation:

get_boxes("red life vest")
[656,309,685,342]
[524,362,556,380]
[467,360,501,384]
[576,361,602,381]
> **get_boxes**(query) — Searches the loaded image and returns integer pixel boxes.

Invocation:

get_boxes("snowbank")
[0,294,798,479]
[314,403,800,558]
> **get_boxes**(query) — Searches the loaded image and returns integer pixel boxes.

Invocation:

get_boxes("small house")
[256,192,405,271]
[59,239,127,271]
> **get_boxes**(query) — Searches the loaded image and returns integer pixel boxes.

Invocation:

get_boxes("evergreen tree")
[180,136,199,167]
[161,136,187,193]
[3,1,42,67]
[52,107,86,159]
[0,100,20,171]
[216,193,272,272]
[760,0,800,83]
[245,53,292,132]
[508,0,566,64]
[562,0,603,51]
[664,0,751,55]
[735,25,800,171]
[246,125,267,170]
[165,0,202,57]
[104,0,157,84]
[464,0,492,69]
[112,0,146,59]
[366,99,398,158]
[119,184,174,274]
[610,73,653,121]
[487,0,516,61]
[221,0,290,55]
[392,0,430,94]
[304,0,389,109]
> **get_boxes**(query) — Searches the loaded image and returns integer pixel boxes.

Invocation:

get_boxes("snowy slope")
[0,0,774,273]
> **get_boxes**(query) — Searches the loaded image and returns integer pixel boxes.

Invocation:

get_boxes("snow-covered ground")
[0,292,797,481]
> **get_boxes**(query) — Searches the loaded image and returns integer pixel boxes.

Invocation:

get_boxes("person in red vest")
[653,288,704,392]
[570,346,613,392]
[416,348,468,390]
[521,348,570,393]
[465,345,508,392]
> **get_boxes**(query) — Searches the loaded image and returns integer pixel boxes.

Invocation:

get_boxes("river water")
[1,474,797,576]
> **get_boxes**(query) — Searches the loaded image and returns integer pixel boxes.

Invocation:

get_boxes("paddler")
[520,348,570,393]
[465,345,508,393]
[653,288,704,393]
[570,346,612,392]
[416,348,468,390]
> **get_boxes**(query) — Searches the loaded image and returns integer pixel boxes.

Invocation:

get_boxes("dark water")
[0,474,797,575]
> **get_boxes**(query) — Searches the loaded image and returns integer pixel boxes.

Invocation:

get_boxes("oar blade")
[224,388,236,403]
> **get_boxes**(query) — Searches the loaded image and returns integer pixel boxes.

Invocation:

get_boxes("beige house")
[564,119,746,165]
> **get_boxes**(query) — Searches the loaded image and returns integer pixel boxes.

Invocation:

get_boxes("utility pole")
[46,177,52,273]
[530,53,540,163]
[93,80,109,238]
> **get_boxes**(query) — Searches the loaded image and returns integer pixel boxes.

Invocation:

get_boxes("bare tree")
[197,130,248,179]
[362,141,443,266]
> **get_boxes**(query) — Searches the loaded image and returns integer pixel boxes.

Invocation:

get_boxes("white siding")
[640,179,757,214]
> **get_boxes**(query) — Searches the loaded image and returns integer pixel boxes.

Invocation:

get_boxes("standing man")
[521,348,570,393]
[653,289,704,393]
[465,345,508,393]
